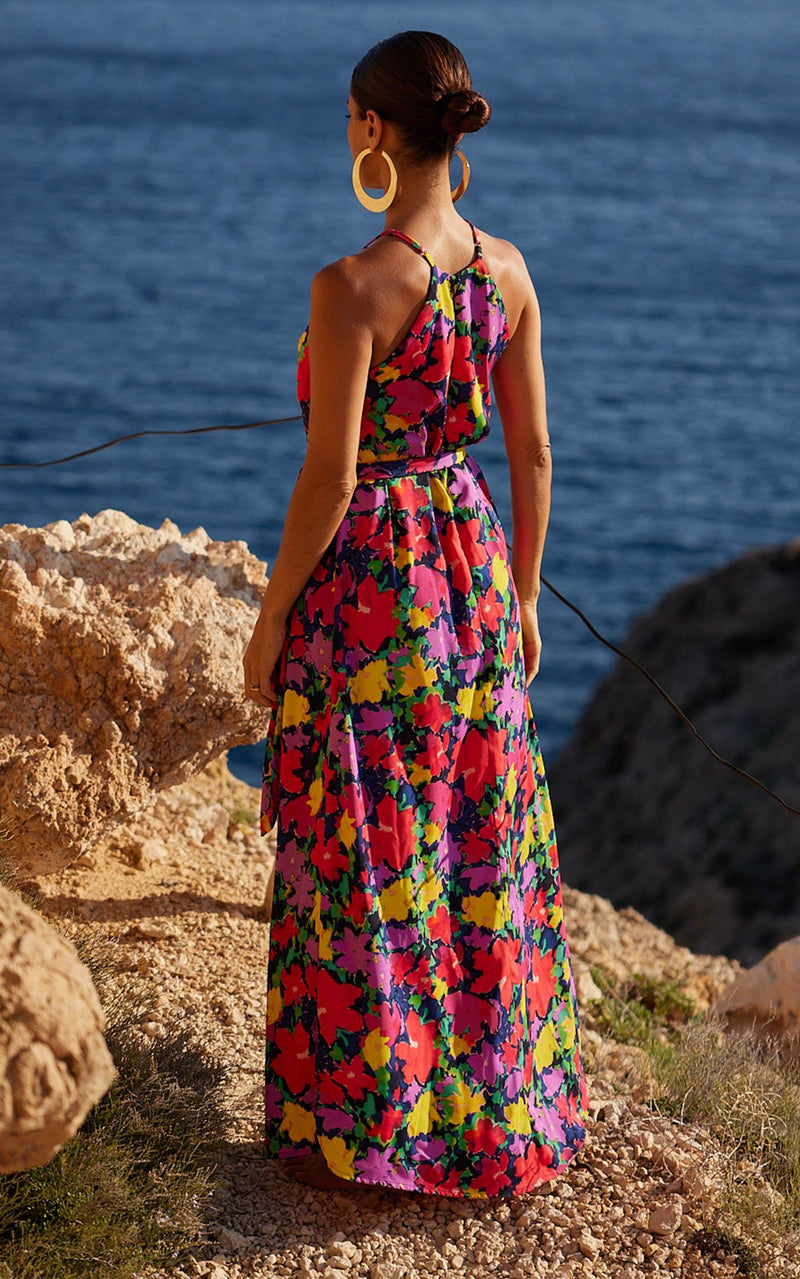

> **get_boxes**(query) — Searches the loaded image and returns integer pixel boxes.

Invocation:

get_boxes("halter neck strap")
[365,221,482,273]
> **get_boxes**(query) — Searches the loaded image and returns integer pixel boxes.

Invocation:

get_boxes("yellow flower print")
[318,923,333,962]
[281,1101,316,1144]
[435,280,456,321]
[463,888,509,930]
[266,985,282,1026]
[339,810,357,849]
[504,1097,533,1135]
[417,869,442,912]
[363,1026,392,1072]
[468,382,486,429]
[408,759,432,786]
[534,1022,558,1072]
[443,1077,484,1124]
[379,877,414,922]
[408,605,433,630]
[397,652,438,696]
[450,1032,473,1058]
[282,690,310,729]
[318,1134,355,1177]
[491,551,509,598]
[431,480,455,514]
[351,659,391,704]
[539,797,556,844]
[407,1088,439,1137]
[308,776,323,816]
[560,1007,577,1052]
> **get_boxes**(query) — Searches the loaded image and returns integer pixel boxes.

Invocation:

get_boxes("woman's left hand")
[243,609,286,710]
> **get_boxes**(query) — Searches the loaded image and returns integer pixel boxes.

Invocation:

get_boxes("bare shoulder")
[311,237,423,320]
[311,253,370,308]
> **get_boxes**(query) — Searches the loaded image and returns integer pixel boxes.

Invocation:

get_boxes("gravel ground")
[32,757,800,1279]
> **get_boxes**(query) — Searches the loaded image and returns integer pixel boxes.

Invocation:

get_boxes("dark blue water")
[2,0,798,786]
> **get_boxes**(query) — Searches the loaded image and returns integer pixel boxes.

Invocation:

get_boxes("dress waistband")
[355,446,468,483]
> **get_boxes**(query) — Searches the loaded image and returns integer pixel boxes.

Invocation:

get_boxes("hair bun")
[440,88,491,135]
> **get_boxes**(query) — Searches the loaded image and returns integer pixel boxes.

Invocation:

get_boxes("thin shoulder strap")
[467,220,481,248]
[366,227,435,267]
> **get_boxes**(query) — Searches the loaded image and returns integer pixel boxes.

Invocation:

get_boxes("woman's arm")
[490,249,552,680]
[243,260,373,707]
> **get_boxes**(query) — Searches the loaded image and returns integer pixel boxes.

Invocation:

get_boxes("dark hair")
[350,31,491,162]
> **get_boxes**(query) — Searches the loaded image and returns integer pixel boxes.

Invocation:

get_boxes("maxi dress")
[260,222,589,1198]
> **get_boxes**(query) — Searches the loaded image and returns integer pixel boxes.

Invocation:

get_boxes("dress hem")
[263,1138,586,1199]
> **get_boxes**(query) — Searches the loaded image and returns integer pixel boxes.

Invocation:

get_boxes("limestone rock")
[647,1203,682,1235]
[549,542,800,965]
[561,885,742,1008]
[0,510,270,875]
[0,884,117,1171]
[711,935,800,1051]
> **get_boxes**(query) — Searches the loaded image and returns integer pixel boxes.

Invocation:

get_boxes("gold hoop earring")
[451,148,470,203]
[352,148,398,213]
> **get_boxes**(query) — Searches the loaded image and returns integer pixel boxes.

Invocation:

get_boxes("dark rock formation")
[548,542,800,966]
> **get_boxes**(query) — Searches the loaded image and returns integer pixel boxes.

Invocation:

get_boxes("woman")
[244,30,589,1197]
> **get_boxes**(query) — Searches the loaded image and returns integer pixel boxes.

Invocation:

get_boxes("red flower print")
[368,796,416,872]
[310,833,352,883]
[527,967,555,1020]
[410,692,450,733]
[472,936,523,1000]
[316,970,364,1045]
[332,1054,376,1101]
[270,1022,314,1095]
[368,1104,405,1144]
[439,521,473,596]
[340,575,399,653]
[428,904,453,944]
[471,1153,513,1196]
[464,1117,505,1157]
[395,1008,441,1085]
[280,962,308,1004]
[456,726,492,804]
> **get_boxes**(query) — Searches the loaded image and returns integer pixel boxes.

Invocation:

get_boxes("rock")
[648,1203,682,1235]
[0,884,117,1171]
[214,1225,250,1253]
[560,886,742,1012]
[128,837,169,868]
[710,936,800,1052]
[572,959,603,1005]
[577,1232,602,1259]
[587,1095,630,1124]
[549,542,800,965]
[0,510,271,875]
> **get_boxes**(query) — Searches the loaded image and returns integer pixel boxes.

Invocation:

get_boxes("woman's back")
[297,220,512,464]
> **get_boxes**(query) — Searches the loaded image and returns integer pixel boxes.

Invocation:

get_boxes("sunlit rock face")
[0,510,270,875]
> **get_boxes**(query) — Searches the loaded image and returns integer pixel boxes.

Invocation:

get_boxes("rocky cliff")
[0,510,270,876]
[548,541,800,966]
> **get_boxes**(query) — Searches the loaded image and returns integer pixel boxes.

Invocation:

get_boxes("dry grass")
[0,864,233,1279]
[589,963,800,1274]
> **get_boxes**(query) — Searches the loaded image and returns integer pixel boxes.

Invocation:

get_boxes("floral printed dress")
[260,221,589,1197]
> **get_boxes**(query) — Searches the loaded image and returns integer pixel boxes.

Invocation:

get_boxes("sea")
[1,0,798,790]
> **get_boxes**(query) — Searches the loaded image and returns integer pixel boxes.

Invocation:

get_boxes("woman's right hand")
[519,598,542,685]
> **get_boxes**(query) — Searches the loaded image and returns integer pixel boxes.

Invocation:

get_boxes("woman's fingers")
[243,671,279,709]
